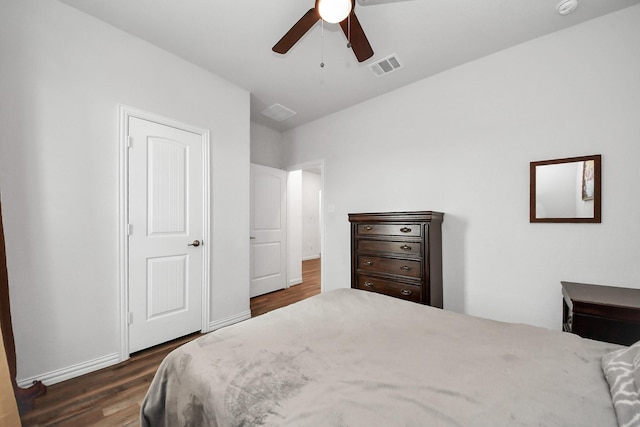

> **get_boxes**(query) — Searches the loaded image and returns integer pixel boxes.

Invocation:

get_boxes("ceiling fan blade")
[273,8,320,54]
[339,11,374,62]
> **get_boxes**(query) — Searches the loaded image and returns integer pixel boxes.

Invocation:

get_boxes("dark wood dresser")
[561,281,640,346]
[349,211,443,307]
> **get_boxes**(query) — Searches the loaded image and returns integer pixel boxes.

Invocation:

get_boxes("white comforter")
[141,289,621,426]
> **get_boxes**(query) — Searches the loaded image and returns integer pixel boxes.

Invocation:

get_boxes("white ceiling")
[58,0,640,132]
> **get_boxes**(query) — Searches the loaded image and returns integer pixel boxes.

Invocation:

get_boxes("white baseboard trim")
[17,311,252,387]
[208,310,251,331]
[289,277,303,286]
[302,255,321,261]
[17,352,121,387]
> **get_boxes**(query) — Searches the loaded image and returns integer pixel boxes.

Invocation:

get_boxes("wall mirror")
[530,154,601,223]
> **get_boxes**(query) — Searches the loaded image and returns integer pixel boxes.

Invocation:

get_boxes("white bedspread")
[141,288,622,426]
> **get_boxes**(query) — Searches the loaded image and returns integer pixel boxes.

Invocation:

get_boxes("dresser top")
[348,211,444,223]
[561,281,640,310]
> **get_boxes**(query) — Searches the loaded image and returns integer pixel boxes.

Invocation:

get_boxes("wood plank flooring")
[250,257,321,317]
[20,258,320,426]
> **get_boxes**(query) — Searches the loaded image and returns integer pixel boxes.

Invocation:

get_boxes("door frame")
[286,159,325,294]
[118,105,211,361]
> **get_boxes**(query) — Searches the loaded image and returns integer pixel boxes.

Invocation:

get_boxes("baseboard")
[289,277,303,286]
[17,352,121,387]
[302,255,320,261]
[208,310,251,331]
[17,311,251,387]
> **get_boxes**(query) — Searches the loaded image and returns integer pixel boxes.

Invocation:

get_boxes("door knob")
[188,240,201,247]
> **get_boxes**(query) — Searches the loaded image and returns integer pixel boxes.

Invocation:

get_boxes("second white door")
[250,164,287,298]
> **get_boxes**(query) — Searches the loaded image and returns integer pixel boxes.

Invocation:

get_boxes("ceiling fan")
[273,0,409,63]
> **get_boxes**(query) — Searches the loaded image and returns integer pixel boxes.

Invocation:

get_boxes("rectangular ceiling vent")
[369,54,403,78]
[261,103,296,122]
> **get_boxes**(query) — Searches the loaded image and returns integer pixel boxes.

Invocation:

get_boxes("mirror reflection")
[530,155,601,223]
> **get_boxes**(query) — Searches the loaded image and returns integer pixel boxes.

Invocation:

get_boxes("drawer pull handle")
[400,245,412,251]
[364,281,374,288]
[364,226,373,231]
[400,227,412,233]
[401,289,412,296]
[400,265,411,271]
[364,260,374,266]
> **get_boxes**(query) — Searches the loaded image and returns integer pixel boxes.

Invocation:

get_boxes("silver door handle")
[188,240,201,247]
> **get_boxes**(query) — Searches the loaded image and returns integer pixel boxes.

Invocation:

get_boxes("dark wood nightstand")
[561,281,640,346]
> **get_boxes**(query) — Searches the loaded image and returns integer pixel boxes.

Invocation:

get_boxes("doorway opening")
[248,160,324,314]
[286,161,324,300]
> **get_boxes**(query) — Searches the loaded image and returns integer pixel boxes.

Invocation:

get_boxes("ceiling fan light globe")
[317,0,352,23]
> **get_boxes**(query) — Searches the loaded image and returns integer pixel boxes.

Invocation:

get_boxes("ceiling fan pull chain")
[347,13,352,48]
[320,18,325,68]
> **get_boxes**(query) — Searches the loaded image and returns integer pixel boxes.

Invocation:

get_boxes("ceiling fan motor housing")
[316,0,354,23]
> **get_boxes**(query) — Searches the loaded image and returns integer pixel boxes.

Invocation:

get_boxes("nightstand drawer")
[357,223,421,237]
[357,256,422,279]
[356,239,422,256]
[357,275,421,303]
[569,314,640,346]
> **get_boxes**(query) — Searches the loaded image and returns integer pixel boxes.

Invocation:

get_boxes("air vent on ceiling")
[369,54,403,78]
[261,103,297,122]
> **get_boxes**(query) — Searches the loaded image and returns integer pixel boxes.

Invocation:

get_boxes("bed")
[141,288,638,426]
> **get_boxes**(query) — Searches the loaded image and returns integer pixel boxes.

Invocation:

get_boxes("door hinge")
[127,224,133,235]
[128,312,133,325]
[127,136,133,148]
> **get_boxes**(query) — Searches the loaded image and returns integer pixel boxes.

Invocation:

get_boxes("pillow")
[602,341,640,427]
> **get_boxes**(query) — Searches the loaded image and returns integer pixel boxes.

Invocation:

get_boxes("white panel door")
[250,164,287,297]
[128,117,203,353]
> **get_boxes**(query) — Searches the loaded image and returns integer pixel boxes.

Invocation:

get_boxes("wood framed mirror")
[530,154,601,223]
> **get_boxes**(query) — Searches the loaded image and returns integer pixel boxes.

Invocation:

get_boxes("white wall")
[301,171,321,260]
[251,121,285,169]
[282,6,640,330]
[0,0,250,383]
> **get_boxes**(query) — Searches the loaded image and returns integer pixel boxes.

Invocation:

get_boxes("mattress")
[141,288,622,426]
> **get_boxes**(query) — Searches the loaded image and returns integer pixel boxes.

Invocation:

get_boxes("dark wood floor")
[20,258,320,426]
[250,257,321,316]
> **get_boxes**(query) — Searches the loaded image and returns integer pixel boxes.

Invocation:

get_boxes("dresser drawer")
[357,223,421,237]
[357,239,422,256]
[357,275,421,303]
[357,256,422,279]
